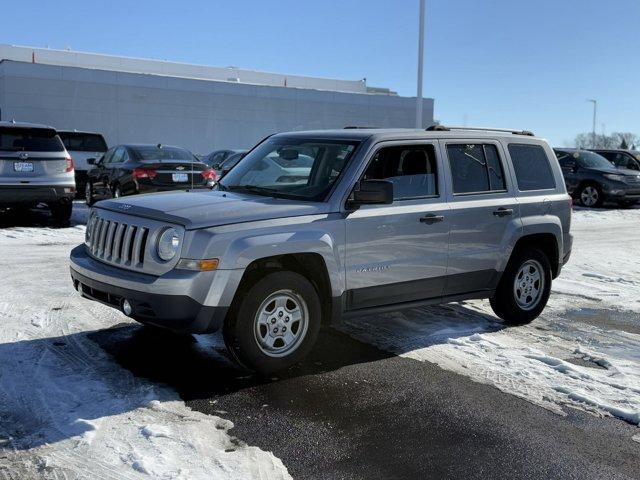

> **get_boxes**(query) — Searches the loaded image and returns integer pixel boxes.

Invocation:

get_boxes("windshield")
[59,132,107,152]
[132,146,196,162]
[556,150,613,169]
[0,127,65,152]
[218,137,360,201]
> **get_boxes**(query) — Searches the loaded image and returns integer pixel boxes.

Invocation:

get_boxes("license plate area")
[14,162,34,172]
[172,173,188,182]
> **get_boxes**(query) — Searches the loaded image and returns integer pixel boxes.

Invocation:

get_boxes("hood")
[95,190,332,229]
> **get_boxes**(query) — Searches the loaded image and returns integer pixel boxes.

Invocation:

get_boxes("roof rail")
[343,125,381,129]
[425,125,534,136]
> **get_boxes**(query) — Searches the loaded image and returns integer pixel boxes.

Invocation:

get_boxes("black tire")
[577,183,603,208]
[223,271,322,375]
[490,247,552,325]
[50,202,73,223]
[85,182,95,206]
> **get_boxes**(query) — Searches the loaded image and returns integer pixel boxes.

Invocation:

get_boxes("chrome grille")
[88,216,149,269]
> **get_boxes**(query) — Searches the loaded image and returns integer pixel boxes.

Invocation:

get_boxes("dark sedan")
[554,148,640,207]
[85,144,215,205]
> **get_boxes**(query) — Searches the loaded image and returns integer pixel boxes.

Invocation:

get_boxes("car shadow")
[0,302,505,451]
[0,201,88,228]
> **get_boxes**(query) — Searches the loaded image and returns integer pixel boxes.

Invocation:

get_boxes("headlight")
[604,173,626,183]
[157,227,181,261]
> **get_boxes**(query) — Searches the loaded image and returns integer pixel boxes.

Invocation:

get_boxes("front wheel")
[578,184,603,208]
[50,201,73,223]
[490,247,552,325]
[223,271,322,374]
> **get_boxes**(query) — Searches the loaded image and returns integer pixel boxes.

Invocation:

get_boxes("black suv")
[554,148,640,207]
[590,149,640,171]
[85,144,215,205]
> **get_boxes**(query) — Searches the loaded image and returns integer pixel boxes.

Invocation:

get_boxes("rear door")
[344,141,450,310]
[0,126,68,184]
[442,139,520,296]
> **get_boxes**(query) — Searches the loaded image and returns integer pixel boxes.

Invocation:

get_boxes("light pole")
[415,0,425,128]
[587,99,597,148]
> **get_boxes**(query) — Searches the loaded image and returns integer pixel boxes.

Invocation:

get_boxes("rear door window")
[447,144,506,194]
[508,144,556,191]
[59,132,107,152]
[0,127,64,152]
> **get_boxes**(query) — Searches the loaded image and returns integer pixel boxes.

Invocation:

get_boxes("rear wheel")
[490,247,552,325]
[578,183,603,208]
[50,202,72,223]
[223,271,322,374]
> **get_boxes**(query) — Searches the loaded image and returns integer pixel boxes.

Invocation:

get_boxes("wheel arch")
[510,232,560,278]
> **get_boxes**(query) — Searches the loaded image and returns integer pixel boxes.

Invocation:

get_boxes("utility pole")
[415,0,425,129]
[587,99,597,148]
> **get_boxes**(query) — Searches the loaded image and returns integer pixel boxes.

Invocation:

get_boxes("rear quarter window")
[508,144,556,191]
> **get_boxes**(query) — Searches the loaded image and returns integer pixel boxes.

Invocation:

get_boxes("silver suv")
[0,121,75,221]
[70,127,573,373]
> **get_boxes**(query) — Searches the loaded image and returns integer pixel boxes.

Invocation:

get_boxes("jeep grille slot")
[88,216,149,269]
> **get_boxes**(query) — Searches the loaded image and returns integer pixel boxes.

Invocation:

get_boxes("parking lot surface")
[0,202,638,479]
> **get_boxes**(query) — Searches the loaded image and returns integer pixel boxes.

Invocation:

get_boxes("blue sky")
[2,0,638,146]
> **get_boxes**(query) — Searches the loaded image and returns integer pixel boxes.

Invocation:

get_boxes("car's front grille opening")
[89,216,149,269]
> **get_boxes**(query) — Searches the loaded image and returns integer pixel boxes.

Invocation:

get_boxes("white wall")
[0,60,434,155]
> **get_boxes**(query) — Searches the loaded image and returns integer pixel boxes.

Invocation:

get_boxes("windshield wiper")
[228,184,306,200]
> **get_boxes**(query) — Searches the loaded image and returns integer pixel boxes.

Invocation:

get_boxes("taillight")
[201,169,217,181]
[133,168,157,179]
[65,156,74,173]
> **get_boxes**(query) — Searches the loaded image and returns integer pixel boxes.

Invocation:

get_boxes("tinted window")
[508,144,556,191]
[447,144,506,194]
[109,147,125,164]
[59,132,107,152]
[132,146,195,161]
[363,144,438,200]
[0,127,64,152]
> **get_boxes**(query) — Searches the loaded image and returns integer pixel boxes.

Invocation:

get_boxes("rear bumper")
[69,244,229,333]
[0,184,75,206]
[136,183,213,194]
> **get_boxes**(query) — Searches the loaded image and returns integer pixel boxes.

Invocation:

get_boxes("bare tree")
[574,131,638,149]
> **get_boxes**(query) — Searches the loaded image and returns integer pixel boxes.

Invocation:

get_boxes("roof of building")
[0,44,400,95]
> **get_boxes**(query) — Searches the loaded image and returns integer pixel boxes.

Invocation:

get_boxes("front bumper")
[70,244,230,333]
[0,184,75,206]
[602,184,640,202]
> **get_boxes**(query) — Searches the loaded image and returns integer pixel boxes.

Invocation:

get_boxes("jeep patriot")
[70,126,573,373]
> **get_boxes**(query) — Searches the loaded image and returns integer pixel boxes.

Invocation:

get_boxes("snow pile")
[0,205,291,479]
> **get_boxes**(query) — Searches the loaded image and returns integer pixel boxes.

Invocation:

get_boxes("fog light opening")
[122,299,133,316]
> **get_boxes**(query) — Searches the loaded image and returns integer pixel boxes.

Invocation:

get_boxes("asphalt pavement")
[90,323,640,480]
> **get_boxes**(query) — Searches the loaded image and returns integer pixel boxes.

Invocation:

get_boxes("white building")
[0,44,434,154]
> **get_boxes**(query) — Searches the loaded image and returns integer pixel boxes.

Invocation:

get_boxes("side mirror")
[86,158,96,165]
[350,180,393,206]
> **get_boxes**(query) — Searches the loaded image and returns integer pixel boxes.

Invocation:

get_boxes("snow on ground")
[339,207,640,438]
[0,204,291,479]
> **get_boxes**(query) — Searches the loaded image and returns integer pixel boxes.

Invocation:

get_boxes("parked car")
[58,130,108,198]
[590,148,640,171]
[202,149,244,168]
[554,148,640,207]
[71,126,572,373]
[0,121,75,221]
[85,144,215,205]
[201,149,248,178]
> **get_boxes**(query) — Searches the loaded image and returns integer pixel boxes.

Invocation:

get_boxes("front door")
[441,140,521,296]
[344,142,450,310]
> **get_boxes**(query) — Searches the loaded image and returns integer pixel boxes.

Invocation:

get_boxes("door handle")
[493,207,514,217]
[419,213,444,224]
